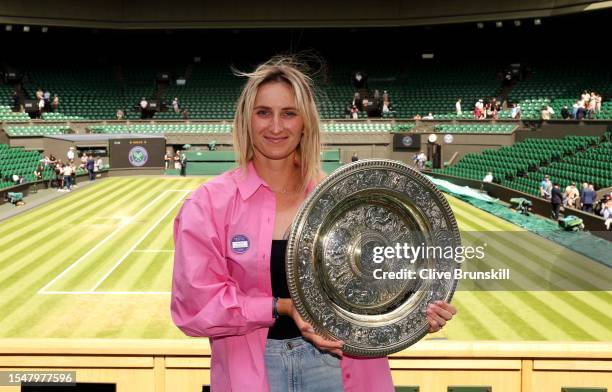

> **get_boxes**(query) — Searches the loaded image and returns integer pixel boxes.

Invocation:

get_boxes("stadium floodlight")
[495,21,503,28]
[5,25,12,32]
[534,18,542,25]
[513,20,521,27]
[476,22,484,29]
[41,26,48,33]
[23,25,30,32]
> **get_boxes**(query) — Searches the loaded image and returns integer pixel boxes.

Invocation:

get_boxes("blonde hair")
[233,56,322,190]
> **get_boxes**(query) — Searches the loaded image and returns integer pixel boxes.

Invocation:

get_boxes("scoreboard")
[109,138,165,169]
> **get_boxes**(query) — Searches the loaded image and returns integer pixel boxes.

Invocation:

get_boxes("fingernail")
[307,328,314,333]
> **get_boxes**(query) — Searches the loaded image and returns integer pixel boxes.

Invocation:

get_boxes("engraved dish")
[286,159,461,357]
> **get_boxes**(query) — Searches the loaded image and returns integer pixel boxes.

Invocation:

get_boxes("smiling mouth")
[265,136,288,143]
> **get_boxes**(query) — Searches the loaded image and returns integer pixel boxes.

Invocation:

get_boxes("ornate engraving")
[287,160,461,357]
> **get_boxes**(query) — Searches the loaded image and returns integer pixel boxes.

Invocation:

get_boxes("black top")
[267,240,302,340]
[551,187,564,204]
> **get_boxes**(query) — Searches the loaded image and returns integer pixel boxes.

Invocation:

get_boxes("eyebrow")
[253,105,298,111]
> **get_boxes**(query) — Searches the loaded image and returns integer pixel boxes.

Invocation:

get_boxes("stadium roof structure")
[0,0,610,29]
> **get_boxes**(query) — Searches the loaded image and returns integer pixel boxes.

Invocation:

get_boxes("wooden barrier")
[0,340,610,391]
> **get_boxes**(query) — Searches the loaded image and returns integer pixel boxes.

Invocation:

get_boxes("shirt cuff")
[244,296,276,327]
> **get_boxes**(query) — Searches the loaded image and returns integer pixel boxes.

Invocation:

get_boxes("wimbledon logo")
[128,146,149,167]
[401,135,413,147]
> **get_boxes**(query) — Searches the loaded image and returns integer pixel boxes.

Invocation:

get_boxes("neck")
[252,152,302,193]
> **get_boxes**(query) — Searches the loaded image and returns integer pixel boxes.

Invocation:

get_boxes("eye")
[256,109,270,117]
[283,111,297,118]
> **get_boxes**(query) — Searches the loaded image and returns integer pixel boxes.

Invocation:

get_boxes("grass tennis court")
[0,176,610,341]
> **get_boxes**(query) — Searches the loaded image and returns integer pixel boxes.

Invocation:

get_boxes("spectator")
[63,163,73,191]
[587,94,597,119]
[351,92,362,111]
[55,162,64,190]
[11,173,23,184]
[564,182,579,208]
[551,183,563,220]
[164,151,172,170]
[351,152,359,162]
[474,99,483,119]
[455,98,462,116]
[541,105,551,120]
[43,90,51,107]
[539,175,552,199]
[511,103,522,120]
[80,152,88,170]
[86,155,95,181]
[572,101,580,119]
[181,109,189,119]
[94,157,103,172]
[415,151,427,171]
[483,171,493,183]
[581,183,596,213]
[576,101,586,120]
[67,146,76,163]
[180,151,187,176]
[413,113,422,120]
[174,151,181,170]
[37,98,45,118]
[561,105,570,120]
[594,92,602,114]
[423,112,434,120]
[601,198,612,230]
[382,101,391,114]
[51,94,59,112]
[139,97,148,119]
[35,88,43,101]
[116,108,125,120]
[71,161,78,188]
[350,105,359,120]
[581,90,590,104]
[12,90,19,111]
[34,164,44,181]
[172,97,180,113]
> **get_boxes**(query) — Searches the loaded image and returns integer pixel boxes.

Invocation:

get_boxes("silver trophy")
[286,159,461,357]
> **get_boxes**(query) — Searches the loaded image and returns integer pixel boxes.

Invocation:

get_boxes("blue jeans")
[265,337,344,392]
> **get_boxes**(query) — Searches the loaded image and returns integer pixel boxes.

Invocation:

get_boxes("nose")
[270,114,283,134]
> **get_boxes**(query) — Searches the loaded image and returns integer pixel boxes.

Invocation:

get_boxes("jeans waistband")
[265,337,308,354]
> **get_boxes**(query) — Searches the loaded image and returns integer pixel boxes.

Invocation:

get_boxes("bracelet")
[272,297,280,319]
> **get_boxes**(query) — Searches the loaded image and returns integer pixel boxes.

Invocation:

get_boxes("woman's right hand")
[277,298,344,357]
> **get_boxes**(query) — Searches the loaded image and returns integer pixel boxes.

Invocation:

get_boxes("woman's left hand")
[427,300,457,333]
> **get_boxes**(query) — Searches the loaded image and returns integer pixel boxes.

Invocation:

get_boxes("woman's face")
[251,81,304,162]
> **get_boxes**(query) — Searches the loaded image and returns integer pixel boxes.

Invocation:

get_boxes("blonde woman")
[171,57,456,391]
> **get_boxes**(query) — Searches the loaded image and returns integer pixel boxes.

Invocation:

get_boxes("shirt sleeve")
[170,189,275,338]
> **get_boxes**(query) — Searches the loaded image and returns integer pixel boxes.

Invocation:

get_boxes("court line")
[40,291,171,295]
[132,249,174,253]
[89,190,189,291]
[37,190,181,294]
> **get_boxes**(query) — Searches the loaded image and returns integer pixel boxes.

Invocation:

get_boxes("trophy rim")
[286,159,460,357]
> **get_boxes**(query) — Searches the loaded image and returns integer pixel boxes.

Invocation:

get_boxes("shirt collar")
[236,161,266,201]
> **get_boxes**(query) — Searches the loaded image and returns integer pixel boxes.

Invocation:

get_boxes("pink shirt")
[171,161,393,391]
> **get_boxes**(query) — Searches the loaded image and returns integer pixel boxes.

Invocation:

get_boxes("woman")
[171,57,456,392]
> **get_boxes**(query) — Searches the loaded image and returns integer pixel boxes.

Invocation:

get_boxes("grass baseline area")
[0,176,609,341]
